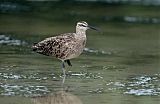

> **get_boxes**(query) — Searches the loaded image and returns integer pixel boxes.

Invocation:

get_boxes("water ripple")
[84,48,113,55]
[88,88,104,94]
[124,89,159,96]
[68,71,103,79]
[106,74,160,96]
[0,2,30,13]
[0,72,49,81]
[0,71,104,96]
[0,35,27,46]
[104,16,160,24]
[0,83,49,97]
[0,72,159,96]
[124,16,160,24]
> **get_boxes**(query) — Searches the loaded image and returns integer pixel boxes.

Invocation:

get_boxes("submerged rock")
[32,90,83,104]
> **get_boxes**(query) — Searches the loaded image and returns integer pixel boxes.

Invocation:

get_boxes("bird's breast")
[66,39,86,59]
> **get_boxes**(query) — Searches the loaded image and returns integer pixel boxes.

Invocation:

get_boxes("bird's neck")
[76,29,86,39]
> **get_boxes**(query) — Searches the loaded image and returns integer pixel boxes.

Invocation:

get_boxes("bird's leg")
[61,60,66,76]
[65,60,72,66]
[62,73,66,86]
[61,60,66,84]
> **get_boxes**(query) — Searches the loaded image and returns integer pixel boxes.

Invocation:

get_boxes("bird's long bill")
[88,25,100,32]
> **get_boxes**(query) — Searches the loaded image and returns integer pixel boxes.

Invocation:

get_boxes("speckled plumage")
[32,33,86,60]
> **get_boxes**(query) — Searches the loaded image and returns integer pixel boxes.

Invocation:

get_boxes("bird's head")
[76,21,99,31]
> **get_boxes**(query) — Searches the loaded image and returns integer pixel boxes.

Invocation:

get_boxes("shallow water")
[0,31,159,104]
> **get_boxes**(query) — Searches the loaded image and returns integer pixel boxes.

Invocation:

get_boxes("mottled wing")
[32,33,76,59]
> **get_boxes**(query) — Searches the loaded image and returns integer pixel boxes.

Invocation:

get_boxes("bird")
[32,21,98,77]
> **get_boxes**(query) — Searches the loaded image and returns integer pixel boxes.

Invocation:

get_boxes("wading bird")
[32,21,98,77]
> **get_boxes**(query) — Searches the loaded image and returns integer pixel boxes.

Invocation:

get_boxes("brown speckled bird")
[32,21,98,76]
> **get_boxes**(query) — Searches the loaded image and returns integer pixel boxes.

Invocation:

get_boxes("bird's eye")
[79,24,86,27]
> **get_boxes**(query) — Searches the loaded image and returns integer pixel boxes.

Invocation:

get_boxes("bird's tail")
[32,43,39,52]
[32,43,49,56]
